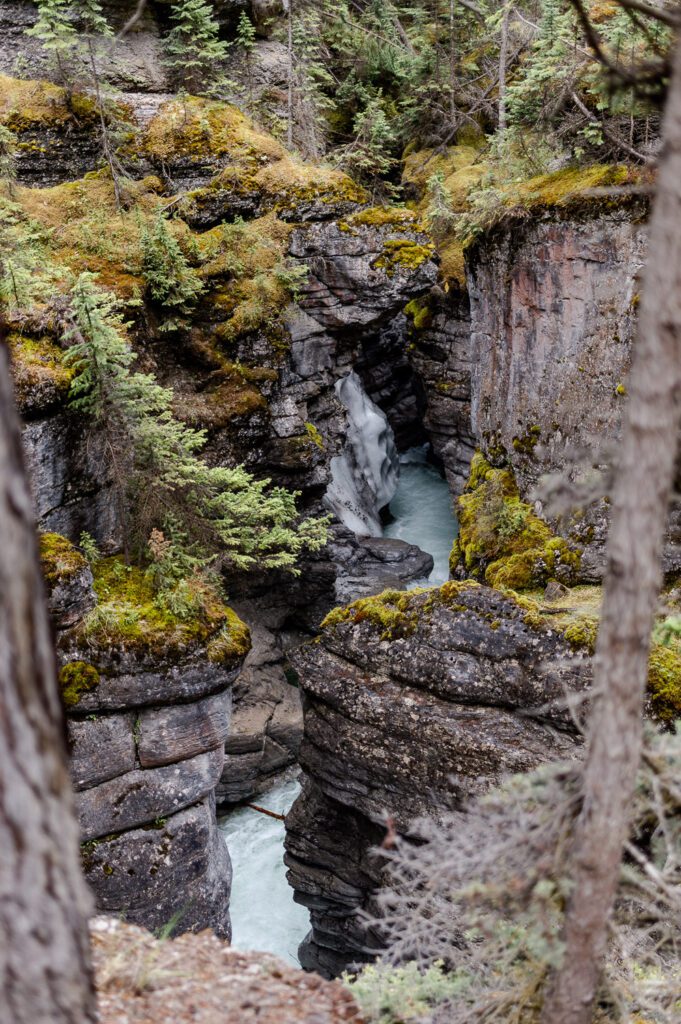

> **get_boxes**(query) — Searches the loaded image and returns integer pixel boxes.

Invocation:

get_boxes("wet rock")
[406,287,475,494]
[216,605,303,806]
[285,582,588,975]
[331,530,434,605]
[68,713,136,792]
[467,209,650,577]
[289,218,438,332]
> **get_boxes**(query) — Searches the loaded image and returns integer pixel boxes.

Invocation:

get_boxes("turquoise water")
[220,449,458,965]
[383,447,459,586]
[218,778,309,966]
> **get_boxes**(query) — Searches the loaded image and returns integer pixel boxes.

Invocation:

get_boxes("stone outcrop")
[40,535,249,939]
[285,582,589,976]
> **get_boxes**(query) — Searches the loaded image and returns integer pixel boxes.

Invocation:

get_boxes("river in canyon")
[220,446,458,963]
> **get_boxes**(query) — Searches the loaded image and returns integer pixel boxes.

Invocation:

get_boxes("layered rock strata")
[285,582,589,976]
[464,207,657,576]
[40,534,250,938]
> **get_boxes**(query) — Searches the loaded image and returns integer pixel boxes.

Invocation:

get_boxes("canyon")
[3,0,679,996]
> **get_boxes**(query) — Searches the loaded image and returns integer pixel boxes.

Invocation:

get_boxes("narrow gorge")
[1,2,680,1023]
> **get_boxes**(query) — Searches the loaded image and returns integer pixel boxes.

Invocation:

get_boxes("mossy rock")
[373,238,435,277]
[8,331,74,413]
[339,206,418,233]
[518,583,681,723]
[404,296,433,331]
[143,94,366,216]
[450,452,581,590]
[321,580,480,641]
[0,75,99,133]
[81,557,250,663]
[39,533,88,588]
[59,661,100,709]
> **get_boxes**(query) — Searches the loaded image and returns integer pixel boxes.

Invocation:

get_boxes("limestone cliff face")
[284,583,588,977]
[40,534,249,938]
[465,208,652,577]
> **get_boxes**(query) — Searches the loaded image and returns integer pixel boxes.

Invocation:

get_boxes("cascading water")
[222,398,459,968]
[324,372,400,536]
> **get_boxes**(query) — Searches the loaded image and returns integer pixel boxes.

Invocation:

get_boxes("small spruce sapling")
[165,0,231,95]
[140,213,204,331]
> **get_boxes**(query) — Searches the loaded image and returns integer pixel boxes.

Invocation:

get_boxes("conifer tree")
[64,273,328,578]
[236,11,257,105]
[140,213,204,331]
[26,0,77,88]
[165,0,230,95]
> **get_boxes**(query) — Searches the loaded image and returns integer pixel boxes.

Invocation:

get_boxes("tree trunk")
[540,32,681,1024]
[0,332,96,1023]
[287,0,294,149]
[498,3,510,136]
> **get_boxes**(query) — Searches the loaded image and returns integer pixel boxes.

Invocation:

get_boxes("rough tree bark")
[0,331,96,1023]
[540,32,681,1024]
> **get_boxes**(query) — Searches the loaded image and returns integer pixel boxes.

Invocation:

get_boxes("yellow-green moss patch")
[82,557,249,662]
[59,661,100,708]
[374,238,435,276]
[0,75,98,133]
[39,532,88,588]
[339,206,418,233]
[8,330,74,408]
[450,452,581,590]
[144,94,366,215]
[321,580,480,641]
[404,296,433,331]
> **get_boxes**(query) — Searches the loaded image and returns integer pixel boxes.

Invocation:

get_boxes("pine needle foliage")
[165,0,231,95]
[351,725,681,1023]
[63,273,329,576]
[140,213,204,332]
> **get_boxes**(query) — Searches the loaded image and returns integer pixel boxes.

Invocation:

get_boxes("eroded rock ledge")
[285,581,590,977]
[40,533,250,938]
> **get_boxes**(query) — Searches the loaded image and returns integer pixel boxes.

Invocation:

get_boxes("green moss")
[374,238,435,276]
[59,661,100,708]
[563,616,599,653]
[39,532,88,588]
[8,331,74,409]
[0,75,99,133]
[648,645,681,721]
[82,556,249,662]
[404,296,433,331]
[520,582,681,721]
[510,163,630,210]
[321,581,479,641]
[450,452,581,590]
[206,608,252,664]
[339,206,418,232]
[304,422,324,449]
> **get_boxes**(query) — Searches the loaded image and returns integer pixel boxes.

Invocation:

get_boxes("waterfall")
[324,372,399,537]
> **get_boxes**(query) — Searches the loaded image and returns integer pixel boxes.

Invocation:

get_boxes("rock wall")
[284,583,589,976]
[41,535,249,937]
[406,287,475,494]
[465,208,649,576]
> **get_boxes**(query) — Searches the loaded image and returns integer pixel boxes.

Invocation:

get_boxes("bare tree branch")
[116,0,147,40]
